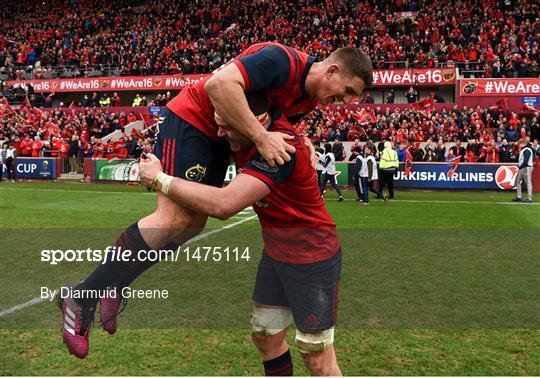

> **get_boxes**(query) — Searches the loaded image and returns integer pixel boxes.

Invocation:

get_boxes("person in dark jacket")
[384,89,395,104]
[332,139,345,161]
[68,135,81,173]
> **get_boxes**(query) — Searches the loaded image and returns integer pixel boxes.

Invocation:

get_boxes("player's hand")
[139,153,163,188]
[303,136,317,169]
[255,131,296,167]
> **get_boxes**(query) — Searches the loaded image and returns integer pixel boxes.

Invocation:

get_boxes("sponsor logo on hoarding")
[495,165,518,189]
[395,170,495,183]
[96,160,139,181]
[17,163,38,173]
[15,158,56,178]
[462,81,478,94]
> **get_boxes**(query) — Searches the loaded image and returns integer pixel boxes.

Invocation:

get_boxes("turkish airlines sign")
[460,78,540,97]
[7,75,206,93]
[371,68,456,86]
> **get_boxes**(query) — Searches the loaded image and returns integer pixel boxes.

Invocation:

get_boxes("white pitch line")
[0,187,154,195]
[0,214,258,318]
[0,297,47,317]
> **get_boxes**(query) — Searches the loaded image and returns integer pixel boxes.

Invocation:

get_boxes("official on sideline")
[513,138,534,203]
[378,141,399,202]
[320,143,344,201]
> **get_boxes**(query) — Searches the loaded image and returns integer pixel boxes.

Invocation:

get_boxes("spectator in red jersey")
[127,112,137,123]
[112,93,121,107]
[19,136,32,156]
[49,136,60,157]
[30,136,43,157]
[486,140,500,162]
[60,138,70,159]
[509,113,520,130]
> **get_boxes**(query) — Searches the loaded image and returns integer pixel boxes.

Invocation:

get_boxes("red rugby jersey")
[167,42,319,141]
[233,112,340,264]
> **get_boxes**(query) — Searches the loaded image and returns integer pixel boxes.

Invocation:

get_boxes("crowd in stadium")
[304,104,539,140]
[1,0,538,80]
[303,105,540,163]
[0,107,154,164]
[2,101,538,164]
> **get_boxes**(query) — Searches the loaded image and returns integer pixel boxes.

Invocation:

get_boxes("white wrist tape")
[153,172,174,195]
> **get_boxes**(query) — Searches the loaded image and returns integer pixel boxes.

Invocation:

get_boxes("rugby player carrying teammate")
[59,43,372,358]
[139,95,343,376]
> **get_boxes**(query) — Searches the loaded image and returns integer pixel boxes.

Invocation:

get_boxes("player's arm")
[204,47,296,167]
[303,136,318,168]
[165,172,269,220]
[139,153,269,220]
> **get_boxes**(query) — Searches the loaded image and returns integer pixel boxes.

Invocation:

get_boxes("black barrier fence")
[1,227,538,330]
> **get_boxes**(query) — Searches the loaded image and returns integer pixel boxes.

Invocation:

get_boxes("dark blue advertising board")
[14,158,58,179]
[393,162,518,190]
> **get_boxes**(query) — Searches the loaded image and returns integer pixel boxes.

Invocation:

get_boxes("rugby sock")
[74,223,151,308]
[263,349,293,376]
[112,241,179,289]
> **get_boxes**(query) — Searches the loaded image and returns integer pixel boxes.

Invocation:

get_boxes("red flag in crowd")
[19,97,44,120]
[357,108,377,124]
[404,149,413,176]
[520,103,539,112]
[42,121,61,138]
[489,98,508,111]
[140,112,160,127]
[19,97,32,113]
[413,96,435,116]
[447,156,461,177]
[130,127,144,139]
[0,97,15,118]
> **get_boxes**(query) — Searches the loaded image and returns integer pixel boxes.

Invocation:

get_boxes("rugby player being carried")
[139,93,343,376]
[59,43,372,359]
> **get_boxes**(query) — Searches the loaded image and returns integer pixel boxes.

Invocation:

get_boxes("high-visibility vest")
[132,97,142,106]
[379,147,399,169]
[99,97,111,107]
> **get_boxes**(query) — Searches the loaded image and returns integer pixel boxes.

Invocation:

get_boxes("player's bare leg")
[251,328,289,361]
[300,345,342,376]
[251,304,294,376]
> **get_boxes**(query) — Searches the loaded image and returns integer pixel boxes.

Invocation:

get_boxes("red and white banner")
[8,68,457,93]
[460,78,540,97]
[371,68,456,86]
[7,74,206,93]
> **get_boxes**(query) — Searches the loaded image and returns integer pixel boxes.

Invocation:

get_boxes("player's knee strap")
[295,327,335,354]
[251,306,293,336]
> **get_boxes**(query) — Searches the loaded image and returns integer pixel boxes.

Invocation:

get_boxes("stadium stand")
[302,105,540,144]
[1,0,538,80]
[2,99,538,163]
[0,107,155,164]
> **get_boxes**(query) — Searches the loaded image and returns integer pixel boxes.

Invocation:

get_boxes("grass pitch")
[0,181,539,375]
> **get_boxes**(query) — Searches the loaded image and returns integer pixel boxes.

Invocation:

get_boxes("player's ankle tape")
[152,172,174,195]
